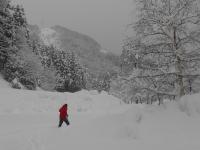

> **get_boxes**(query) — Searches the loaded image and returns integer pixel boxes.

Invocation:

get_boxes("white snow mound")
[0,82,200,150]
[0,75,10,88]
[178,94,200,116]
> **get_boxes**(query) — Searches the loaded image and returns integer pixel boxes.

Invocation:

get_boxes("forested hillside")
[0,0,120,92]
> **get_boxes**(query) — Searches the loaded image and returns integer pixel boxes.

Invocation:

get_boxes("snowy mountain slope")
[34,25,120,75]
[40,28,61,48]
[0,83,200,150]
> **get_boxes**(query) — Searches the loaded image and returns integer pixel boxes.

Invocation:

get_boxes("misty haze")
[13,0,134,54]
[1,0,200,150]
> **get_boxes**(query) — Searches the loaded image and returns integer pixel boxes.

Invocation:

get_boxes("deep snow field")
[0,77,200,150]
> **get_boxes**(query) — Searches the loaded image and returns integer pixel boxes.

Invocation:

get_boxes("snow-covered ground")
[0,77,200,150]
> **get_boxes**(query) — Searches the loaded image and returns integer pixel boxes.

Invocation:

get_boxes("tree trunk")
[189,79,192,94]
[173,27,184,98]
[158,94,161,105]
[176,56,184,98]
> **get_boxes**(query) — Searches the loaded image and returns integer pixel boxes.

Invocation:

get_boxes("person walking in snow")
[58,104,70,127]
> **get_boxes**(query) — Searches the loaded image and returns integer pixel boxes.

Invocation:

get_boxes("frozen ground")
[0,77,200,150]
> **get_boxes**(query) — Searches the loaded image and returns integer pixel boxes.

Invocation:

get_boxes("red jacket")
[59,104,68,120]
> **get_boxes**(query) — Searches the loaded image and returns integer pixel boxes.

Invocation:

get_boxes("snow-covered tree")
[53,50,86,92]
[32,43,86,92]
[121,0,200,103]
[0,1,44,90]
[0,0,13,70]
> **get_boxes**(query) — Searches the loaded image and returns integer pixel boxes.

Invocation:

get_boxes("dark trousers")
[58,117,70,127]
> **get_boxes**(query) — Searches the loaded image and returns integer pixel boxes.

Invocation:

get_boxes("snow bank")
[0,89,122,115]
[0,80,200,150]
[0,75,10,88]
[178,94,200,116]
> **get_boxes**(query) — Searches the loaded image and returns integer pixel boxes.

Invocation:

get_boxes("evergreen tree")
[0,1,43,90]
[54,50,85,92]
[32,44,86,92]
[0,0,13,70]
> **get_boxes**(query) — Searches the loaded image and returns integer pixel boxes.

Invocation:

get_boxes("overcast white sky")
[13,0,135,54]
